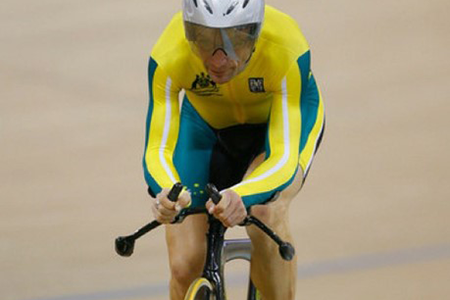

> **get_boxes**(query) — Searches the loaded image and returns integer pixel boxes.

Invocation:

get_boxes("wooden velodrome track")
[2,0,449,299]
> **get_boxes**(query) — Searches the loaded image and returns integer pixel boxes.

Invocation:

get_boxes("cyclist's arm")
[231,53,311,207]
[143,57,182,197]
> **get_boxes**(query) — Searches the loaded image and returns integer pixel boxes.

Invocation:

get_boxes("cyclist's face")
[185,23,257,83]
[202,49,238,84]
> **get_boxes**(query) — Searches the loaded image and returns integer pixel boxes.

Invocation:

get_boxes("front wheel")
[184,277,214,300]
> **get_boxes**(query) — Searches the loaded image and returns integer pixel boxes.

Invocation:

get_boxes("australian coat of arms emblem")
[190,72,222,96]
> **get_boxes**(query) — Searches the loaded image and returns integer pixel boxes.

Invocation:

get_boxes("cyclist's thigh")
[247,166,304,228]
[165,214,209,277]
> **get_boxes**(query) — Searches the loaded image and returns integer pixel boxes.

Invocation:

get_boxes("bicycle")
[115,183,295,300]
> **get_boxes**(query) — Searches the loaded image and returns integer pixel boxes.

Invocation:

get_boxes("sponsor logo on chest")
[248,78,265,93]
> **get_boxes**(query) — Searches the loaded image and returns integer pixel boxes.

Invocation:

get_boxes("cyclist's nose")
[209,48,228,68]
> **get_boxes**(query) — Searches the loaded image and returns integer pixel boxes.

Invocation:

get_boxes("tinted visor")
[184,22,260,62]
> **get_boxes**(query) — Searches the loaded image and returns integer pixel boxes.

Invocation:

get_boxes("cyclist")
[143,0,325,299]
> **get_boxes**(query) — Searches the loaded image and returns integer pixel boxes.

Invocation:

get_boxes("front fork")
[202,217,227,300]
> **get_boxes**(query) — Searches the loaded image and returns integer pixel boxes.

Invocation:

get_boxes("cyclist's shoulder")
[250,6,311,83]
[151,12,192,72]
[258,6,310,62]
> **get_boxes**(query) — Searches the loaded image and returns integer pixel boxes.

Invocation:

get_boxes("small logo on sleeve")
[248,78,265,93]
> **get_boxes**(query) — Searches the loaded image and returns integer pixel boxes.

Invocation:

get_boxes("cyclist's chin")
[208,69,236,84]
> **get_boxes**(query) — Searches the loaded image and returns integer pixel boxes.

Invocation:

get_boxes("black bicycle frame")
[202,217,228,300]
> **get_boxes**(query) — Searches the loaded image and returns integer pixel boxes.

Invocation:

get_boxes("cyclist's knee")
[247,186,299,244]
[169,254,204,287]
[279,167,304,199]
[249,195,290,226]
[165,215,208,288]
[248,167,303,224]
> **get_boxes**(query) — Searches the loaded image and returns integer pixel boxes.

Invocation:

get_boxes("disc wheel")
[184,277,214,300]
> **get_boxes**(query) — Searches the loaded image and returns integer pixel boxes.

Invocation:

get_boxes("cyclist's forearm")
[143,57,182,195]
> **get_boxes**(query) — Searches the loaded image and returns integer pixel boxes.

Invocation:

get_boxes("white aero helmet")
[183,0,265,64]
[183,0,265,28]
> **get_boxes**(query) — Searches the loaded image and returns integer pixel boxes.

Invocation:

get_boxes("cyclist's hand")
[152,188,191,224]
[206,189,246,227]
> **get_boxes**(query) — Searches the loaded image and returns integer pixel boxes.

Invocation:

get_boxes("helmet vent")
[225,1,238,15]
[203,0,213,14]
[242,0,250,8]
[192,0,198,7]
